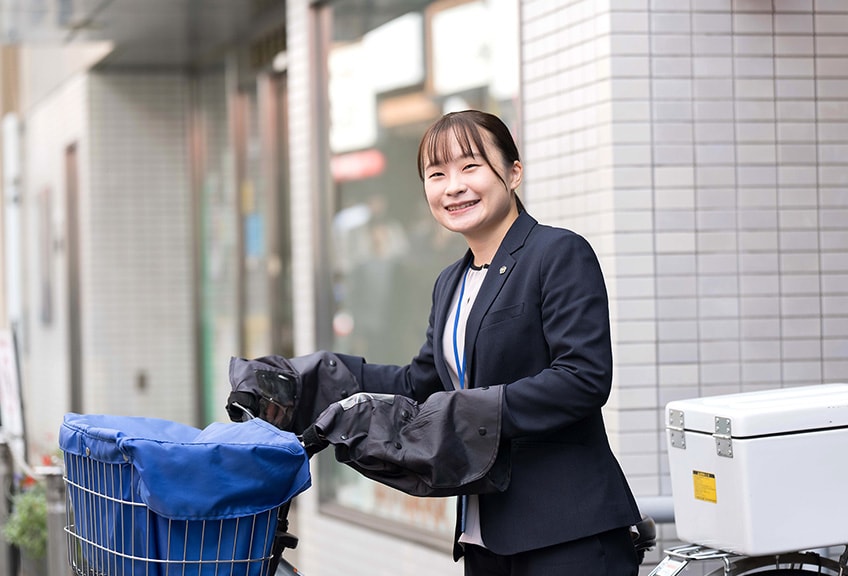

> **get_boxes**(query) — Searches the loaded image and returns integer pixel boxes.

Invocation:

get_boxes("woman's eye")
[463,163,479,171]
[427,171,443,179]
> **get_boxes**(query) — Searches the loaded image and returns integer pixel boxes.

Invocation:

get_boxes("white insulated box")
[666,383,848,556]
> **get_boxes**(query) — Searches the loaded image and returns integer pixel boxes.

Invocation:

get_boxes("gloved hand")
[298,387,511,497]
[226,351,362,434]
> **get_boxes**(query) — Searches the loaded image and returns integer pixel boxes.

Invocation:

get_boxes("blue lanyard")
[453,265,472,532]
[452,267,470,389]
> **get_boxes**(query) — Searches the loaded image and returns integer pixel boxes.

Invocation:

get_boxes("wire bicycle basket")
[60,413,311,576]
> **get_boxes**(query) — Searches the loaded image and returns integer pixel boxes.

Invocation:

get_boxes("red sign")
[331,149,386,183]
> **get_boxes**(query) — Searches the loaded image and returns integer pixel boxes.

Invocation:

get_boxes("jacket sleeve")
[500,231,614,439]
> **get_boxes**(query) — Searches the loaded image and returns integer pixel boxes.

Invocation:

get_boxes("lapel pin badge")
[499,265,507,274]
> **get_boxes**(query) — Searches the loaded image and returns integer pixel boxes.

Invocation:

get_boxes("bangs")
[417,116,492,179]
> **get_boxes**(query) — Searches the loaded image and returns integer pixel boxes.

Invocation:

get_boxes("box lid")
[666,383,848,437]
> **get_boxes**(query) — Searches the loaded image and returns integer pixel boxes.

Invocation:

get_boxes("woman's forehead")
[423,125,490,165]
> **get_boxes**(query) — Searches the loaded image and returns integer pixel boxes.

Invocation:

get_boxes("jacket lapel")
[463,212,537,388]
[433,252,474,390]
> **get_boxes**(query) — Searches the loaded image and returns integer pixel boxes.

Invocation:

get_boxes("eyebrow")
[424,152,477,171]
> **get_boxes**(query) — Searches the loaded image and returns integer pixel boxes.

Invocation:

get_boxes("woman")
[336,110,641,575]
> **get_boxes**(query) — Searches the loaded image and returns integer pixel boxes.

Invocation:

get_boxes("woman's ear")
[509,160,523,191]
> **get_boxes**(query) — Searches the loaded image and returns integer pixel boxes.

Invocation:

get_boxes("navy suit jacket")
[338,211,641,557]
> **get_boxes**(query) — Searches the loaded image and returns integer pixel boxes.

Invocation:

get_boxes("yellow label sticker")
[693,470,717,503]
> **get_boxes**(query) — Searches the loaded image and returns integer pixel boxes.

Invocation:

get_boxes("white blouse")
[442,264,489,548]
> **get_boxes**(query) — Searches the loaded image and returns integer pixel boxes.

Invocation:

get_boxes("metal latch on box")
[668,410,734,458]
[668,409,686,449]
[714,416,733,458]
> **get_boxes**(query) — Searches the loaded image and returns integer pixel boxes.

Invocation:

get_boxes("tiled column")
[519,0,848,562]
[817,5,848,381]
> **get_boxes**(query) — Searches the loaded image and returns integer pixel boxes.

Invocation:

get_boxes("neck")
[466,210,518,267]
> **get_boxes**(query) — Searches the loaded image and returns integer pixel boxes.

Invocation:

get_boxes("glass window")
[318,0,520,545]
[196,58,293,424]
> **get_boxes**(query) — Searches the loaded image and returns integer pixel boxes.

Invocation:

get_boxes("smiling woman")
[318,0,521,552]
[320,109,642,576]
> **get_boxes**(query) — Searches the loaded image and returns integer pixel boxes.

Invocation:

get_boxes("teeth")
[448,201,476,212]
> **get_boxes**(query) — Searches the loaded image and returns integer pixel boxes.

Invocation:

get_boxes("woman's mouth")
[446,200,479,212]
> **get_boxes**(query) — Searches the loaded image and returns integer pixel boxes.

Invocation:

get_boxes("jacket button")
[328,359,337,367]
[394,441,402,449]
[340,434,347,440]
[340,390,348,398]
[478,427,487,436]
[401,410,410,419]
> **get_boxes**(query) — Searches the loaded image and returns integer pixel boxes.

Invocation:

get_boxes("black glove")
[226,351,361,434]
[302,388,511,497]
[299,424,329,458]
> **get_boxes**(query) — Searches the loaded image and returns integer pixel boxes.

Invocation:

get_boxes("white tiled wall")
[22,74,89,458]
[20,71,196,460]
[287,0,318,358]
[85,73,195,421]
[521,0,848,569]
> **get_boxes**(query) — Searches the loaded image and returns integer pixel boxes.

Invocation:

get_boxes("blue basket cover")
[60,413,311,520]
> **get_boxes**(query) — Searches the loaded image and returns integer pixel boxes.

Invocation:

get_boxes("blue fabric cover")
[61,413,309,576]
[60,413,311,520]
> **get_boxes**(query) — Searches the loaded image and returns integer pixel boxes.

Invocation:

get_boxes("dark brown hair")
[417,110,523,209]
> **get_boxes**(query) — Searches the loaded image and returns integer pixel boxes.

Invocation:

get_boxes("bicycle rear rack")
[649,543,848,576]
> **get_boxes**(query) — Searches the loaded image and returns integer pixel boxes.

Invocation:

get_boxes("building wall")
[21,73,88,457]
[287,1,318,359]
[85,73,195,421]
[521,0,848,568]
[18,71,197,459]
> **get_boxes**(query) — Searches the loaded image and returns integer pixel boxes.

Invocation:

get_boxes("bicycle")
[57,400,655,576]
[61,382,848,576]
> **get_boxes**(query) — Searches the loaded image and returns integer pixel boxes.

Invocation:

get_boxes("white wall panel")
[519,1,848,571]
[21,74,88,459]
[85,73,194,422]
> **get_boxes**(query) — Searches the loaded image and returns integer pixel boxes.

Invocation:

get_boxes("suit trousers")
[462,526,638,576]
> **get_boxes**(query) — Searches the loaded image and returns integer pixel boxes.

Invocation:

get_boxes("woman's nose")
[446,172,466,195]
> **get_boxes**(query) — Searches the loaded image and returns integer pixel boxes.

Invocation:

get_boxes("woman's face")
[421,131,522,243]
